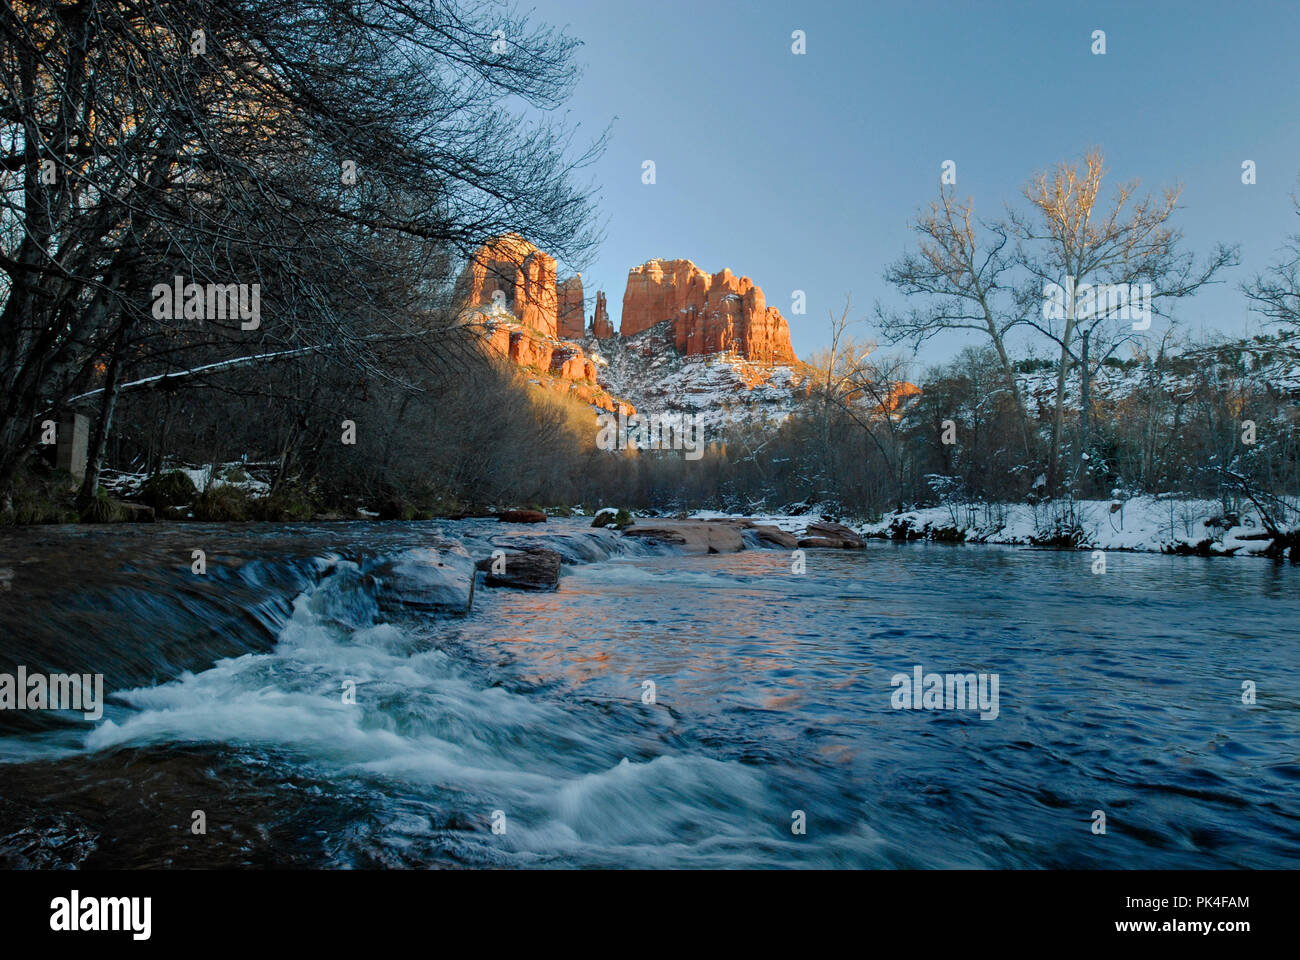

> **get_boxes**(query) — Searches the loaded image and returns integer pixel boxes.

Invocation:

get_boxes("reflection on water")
[1,521,1297,868]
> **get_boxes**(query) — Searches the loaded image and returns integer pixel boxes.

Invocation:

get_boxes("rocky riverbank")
[694,497,1299,560]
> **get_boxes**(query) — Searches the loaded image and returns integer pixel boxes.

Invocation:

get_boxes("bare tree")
[0,0,603,501]
[876,185,1032,456]
[806,296,873,500]
[1245,188,1300,334]
[1011,148,1238,490]
[807,297,916,507]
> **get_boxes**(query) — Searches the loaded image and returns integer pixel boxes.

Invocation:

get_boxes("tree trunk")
[1047,282,1079,492]
[1047,349,1071,491]
[77,324,132,508]
[1079,329,1091,490]
[991,335,1032,458]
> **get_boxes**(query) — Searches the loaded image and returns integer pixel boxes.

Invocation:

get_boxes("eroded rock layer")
[591,291,614,339]
[557,274,585,340]
[620,258,797,365]
[457,233,559,338]
[457,238,805,417]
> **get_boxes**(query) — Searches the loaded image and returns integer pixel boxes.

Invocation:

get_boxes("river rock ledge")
[622,519,748,554]
[475,548,563,590]
[622,518,867,553]
[374,543,476,615]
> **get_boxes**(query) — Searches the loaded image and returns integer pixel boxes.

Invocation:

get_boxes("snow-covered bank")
[863,497,1295,558]
[689,497,1298,559]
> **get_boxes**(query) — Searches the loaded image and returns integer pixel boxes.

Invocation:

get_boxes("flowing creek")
[1,519,1297,868]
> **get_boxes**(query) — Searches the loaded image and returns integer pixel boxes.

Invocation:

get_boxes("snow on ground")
[178,464,270,495]
[584,321,807,431]
[688,496,1293,558]
[864,496,1287,557]
[100,462,273,498]
[687,509,814,534]
[1014,335,1300,416]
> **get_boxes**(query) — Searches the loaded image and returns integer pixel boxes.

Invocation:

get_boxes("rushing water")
[1,519,1297,868]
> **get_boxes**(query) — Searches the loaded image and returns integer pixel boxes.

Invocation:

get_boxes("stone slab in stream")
[622,520,746,554]
[803,521,865,546]
[750,524,798,548]
[475,548,562,591]
[497,510,547,524]
[374,543,476,615]
[797,536,864,549]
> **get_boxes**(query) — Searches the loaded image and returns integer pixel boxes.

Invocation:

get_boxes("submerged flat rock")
[623,520,745,554]
[804,521,864,546]
[750,524,798,548]
[797,535,863,549]
[476,548,563,591]
[497,509,547,524]
[374,543,475,615]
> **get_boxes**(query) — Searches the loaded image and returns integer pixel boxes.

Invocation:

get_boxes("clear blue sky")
[537,0,1300,364]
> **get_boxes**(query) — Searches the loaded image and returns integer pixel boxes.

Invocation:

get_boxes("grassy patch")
[251,485,318,522]
[79,491,125,524]
[1,460,78,525]
[192,485,253,521]
[139,470,198,508]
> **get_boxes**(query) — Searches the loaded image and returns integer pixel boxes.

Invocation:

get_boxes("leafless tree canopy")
[878,148,1240,493]
[0,0,603,495]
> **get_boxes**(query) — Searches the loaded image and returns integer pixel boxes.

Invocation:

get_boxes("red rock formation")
[882,381,922,413]
[473,316,628,414]
[461,239,809,414]
[507,329,552,370]
[619,259,797,364]
[481,322,512,358]
[460,235,633,415]
[591,291,613,339]
[557,275,585,340]
[621,259,710,339]
[498,330,599,383]
[457,233,558,338]
[550,344,598,382]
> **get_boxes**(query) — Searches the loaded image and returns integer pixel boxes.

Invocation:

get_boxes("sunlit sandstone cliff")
[457,235,630,414]
[620,258,797,365]
[457,239,812,420]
